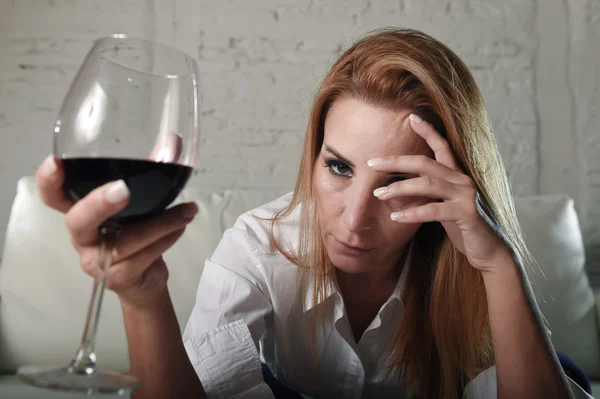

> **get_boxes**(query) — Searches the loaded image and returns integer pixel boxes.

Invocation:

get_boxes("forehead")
[323,97,430,159]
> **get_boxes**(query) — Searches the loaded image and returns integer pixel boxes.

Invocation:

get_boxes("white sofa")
[0,177,599,398]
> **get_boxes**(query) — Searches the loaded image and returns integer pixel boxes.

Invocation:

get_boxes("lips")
[333,236,373,254]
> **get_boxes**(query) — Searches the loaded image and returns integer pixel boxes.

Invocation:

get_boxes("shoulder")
[229,192,299,255]
[210,192,299,265]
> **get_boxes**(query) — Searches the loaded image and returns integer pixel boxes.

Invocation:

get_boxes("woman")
[36,29,593,398]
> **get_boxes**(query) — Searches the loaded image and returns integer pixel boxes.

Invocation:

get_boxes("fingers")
[367,155,473,187]
[65,180,131,246]
[367,114,473,192]
[374,176,476,202]
[390,201,465,224]
[408,113,461,171]
[112,202,198,262]
[78,203,197,275]
[105,228,186,292]
[149,133,183,163]
[36,155,74,213]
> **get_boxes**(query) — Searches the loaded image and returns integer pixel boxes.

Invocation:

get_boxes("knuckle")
[423,176,436,188]
[438,138,451,149]
[147,259,169,287]
[106,264,133,292]
[461,175,475,188]
[65,212,79,235]
[80,248,97,276]
[426,203,440,218]
[104,276,121,292]
[416,155,430,168]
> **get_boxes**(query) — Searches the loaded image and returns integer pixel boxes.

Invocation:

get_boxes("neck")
[336,266,398,293]
[335,249,408,303]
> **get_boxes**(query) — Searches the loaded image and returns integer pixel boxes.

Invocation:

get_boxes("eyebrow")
[324,144,355,168]
[323,144,414,178]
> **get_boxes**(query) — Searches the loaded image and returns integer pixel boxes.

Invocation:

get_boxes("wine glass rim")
[93,34,198,79]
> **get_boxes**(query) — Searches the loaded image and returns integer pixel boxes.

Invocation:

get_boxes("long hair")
[269,28,533,398]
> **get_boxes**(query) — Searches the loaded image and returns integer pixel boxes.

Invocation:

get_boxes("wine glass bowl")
[17,34,201,395]
[56,35,199,164]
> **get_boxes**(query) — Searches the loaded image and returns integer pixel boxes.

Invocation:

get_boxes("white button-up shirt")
[182,193,594,399]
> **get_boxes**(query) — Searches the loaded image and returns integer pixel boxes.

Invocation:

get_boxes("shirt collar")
[390,245,412,302]
[302,273,339,313]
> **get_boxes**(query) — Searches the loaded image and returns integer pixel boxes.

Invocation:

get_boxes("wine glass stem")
[69,225,120,375]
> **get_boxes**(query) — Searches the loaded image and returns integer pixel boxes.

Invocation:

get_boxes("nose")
[342,185,377,233]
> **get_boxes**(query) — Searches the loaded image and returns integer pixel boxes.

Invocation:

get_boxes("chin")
[327,252,373,275]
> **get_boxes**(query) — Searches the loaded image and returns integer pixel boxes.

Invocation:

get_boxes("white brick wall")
[566,0,600,280]
[0,0,598,278]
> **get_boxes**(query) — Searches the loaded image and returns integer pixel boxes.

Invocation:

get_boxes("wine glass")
[17,34,201,395]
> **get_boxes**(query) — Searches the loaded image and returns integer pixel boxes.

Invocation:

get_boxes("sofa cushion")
[0,177,281,373]
[514,195,600,378]
[0,178,598,381]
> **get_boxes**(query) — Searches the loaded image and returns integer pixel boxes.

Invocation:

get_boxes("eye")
[326,160,352,178]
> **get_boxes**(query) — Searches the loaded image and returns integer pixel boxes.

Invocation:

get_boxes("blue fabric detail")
[557,351,592,395]
[262,363,303,399]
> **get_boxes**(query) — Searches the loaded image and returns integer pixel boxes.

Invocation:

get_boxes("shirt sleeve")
[182,228,275,399]
[462,366,596,399]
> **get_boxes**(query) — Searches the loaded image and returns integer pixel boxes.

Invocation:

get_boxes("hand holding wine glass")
[19,35,202,395]
[36,153,198,308]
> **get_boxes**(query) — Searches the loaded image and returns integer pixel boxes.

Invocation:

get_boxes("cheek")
[313,168,344,220]
[376,196,428,243]
[313,166,345,199]
[379,217,422,246]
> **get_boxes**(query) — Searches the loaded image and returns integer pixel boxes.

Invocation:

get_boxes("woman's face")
[313,97,433,276]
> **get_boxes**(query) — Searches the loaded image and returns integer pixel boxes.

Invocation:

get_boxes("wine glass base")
[17,365,140,395]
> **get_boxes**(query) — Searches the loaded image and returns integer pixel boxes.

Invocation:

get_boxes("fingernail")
[154,147,175,163]
[367,158,383,167]
[182,204,198,219]
[105,180,130,204]
[391,211,405,221]
[409,114,423,123]
[153,133,182,163]
[373,187,388,197]
[41,155,57,176]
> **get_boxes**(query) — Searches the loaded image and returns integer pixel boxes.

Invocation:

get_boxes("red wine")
[63,157,193,223]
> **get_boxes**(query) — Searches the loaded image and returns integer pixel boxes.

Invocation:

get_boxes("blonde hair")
[270,28,533,398]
